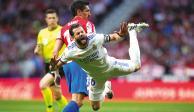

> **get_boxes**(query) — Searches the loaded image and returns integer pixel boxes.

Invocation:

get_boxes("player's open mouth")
[80,38,86,41]
[80,38,87,44]
[79,36,86,40]
[79,35,88,42]
[76,35,88,48]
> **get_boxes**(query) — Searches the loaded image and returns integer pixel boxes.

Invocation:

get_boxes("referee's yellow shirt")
[37,25,65,63]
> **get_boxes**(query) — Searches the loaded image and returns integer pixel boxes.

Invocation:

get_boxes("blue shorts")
[63,61,89,95]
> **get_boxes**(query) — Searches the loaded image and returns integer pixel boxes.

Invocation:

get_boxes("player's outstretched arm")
[109,21,128,42]
[52,39,64,60]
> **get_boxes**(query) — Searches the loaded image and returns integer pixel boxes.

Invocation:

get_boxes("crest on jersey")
[86,22,92,33]
[43,38,48,45]
[92,44,97,50]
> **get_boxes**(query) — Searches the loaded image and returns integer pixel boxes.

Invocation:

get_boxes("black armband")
[104,34,111,43]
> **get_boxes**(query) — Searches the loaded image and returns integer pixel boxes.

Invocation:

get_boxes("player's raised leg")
[127,23,149,71]
[128,25,141,70]
[107,23,149,77]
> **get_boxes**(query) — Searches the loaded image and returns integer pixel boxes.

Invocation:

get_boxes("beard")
[75,35,88,48]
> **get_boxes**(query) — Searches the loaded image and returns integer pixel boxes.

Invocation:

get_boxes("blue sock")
[63,101,79,112]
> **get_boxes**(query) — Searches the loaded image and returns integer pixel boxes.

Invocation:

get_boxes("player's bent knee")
[39,80,46,90]
[134,63,141,72]
[39,73,54,89]
[128,62,141,73]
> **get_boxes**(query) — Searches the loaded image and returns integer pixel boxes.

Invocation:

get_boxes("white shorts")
[105,56,137,78]
[88,56,137,101]
[88,78,107,101]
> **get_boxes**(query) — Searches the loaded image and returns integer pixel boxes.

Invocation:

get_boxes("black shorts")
[45,63,64,77]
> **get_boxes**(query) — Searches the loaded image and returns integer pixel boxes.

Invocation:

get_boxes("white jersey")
[60,34,111,77]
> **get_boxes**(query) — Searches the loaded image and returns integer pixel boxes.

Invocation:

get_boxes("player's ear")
[77,9,82,15]
[56,16,59,22]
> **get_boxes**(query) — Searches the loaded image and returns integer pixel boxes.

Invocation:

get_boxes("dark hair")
[69,23,82,37]
[70,0,89,16]
[45,8,58,16]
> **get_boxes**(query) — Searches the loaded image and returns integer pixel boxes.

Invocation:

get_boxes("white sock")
[128,30,141,65]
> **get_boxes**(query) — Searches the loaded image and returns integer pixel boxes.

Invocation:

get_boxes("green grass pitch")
[0,100,194,112]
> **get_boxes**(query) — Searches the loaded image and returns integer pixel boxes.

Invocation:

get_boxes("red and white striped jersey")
[57,16,96,46]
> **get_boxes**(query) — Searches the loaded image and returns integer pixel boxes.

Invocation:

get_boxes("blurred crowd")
[107,0,194,81]
[1,0,194,81]
[0,0,121,77]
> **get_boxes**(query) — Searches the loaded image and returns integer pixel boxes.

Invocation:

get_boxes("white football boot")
[128,22,149,32]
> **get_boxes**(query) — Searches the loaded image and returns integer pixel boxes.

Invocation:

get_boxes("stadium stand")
[0,0,194,82]
[0,0,122,78]
[106,0,194,81]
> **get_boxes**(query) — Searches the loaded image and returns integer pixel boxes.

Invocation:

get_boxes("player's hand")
[49,65,57,71]
[117,21,128,37]
[49,58,58,71]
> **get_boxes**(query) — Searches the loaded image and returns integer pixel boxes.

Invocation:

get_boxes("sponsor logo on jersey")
[79,51,99,63]
[88,34,95,40]
[67,20,78,26]
[86,22,92,33]
[68,42,76,50]
[113,61,129,67]
[92,45,97,50]
[43,38,48,45]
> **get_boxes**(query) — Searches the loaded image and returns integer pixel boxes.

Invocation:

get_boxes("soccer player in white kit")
[51,22,149,111]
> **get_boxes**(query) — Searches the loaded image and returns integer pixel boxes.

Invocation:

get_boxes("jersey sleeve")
[56,30,61,40]
[58,27,71,46]
[60,49,68,63]
[86,21,96,34]
[95,34,111,45]
[57,29,64,41]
